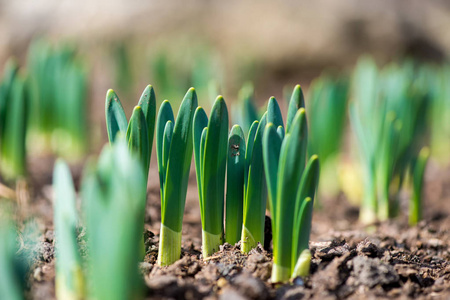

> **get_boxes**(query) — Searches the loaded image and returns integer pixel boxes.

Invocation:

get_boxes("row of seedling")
[350,56,432,225]
[27,39,88,158]
[0,40,88,181]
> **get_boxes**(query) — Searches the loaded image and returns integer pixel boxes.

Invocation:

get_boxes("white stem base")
[157,224,182,266]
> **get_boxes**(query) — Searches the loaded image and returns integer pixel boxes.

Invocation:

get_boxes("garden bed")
[23,158,450,299]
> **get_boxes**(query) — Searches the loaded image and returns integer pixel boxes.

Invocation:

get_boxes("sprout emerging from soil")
[262,86,320,283]
[241,112,268,253]
[225,125,246,246]
[193,97,229,258]
[105,85,156,254]
[53,160,85,300]
[409,147,430,226]
[350,56,431,225]
[156,88,197,266]
[52,139,146,300]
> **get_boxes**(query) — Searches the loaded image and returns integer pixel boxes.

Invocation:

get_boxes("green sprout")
[409,147,430,226]
[350,56,430,224]
[156,88,197,266]
[105,85,156,181]
[0,59,29,181]
[27,39,88,158]
[307,74,349,198]
[193,97,229,257]
[263,108,319,283]
[53,160,84,300]
[82,139,146,300]
[225,125,246,246]
[52,139,145,300]
[241,85,305,253]
[241,113,267,253]
[105,86,156,254]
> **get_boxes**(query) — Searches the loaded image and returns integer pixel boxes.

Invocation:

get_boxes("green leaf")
[193,107,209,211]
[161,88,197,232]
[162,121,174,200]
[81,139,145,299]
[53,159,84,300]
[292,155,319,269]
[0,74,28,180]
[274,108,308,273]
[137,85,157,162]
[242,112,267,252]
[105,89,128,144]
[201,96,229,250]
[156,100,174,197]
[267,97,284,129]
[286,85,304,133]
[409,147,429,226]
[158,88,198,266]
[244,120,259,193]
[199,127,208,219]
[126,106,150,179]
[225,125,246,245]
[262,123,283,232]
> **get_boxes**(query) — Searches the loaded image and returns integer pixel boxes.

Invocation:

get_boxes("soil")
[9,156,450,299]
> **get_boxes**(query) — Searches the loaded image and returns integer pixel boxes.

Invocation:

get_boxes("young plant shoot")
[241,113,267,253]
[350,57,431,224]
[105,85,156,179]
[83,138,145,300]
[307,74,348,198]
[53,160,84,300]
[263,109,320,283]
[409,147,430,226]
[105,85,156,253]
[225,125,246,245]
[241,85,305,253]
[156,88,198,266]
[193,96,229,257]
[27,40,88,158]
[0,59,28,181]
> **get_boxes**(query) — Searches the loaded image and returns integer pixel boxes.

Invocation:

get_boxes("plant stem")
[202,230,222,258]
[157,224,182,266]
[271,262,290,283]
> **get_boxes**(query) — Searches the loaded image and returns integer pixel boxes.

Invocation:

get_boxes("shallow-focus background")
[2,0,449,150]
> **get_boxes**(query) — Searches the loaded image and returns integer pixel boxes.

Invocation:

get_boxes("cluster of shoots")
[53,139,146,300]
[27,39,88,158]
[0,59,29,181]
[350,56,431,225]
[263,87,319,282]
[191,84,319,284]
[107,83,320,283]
